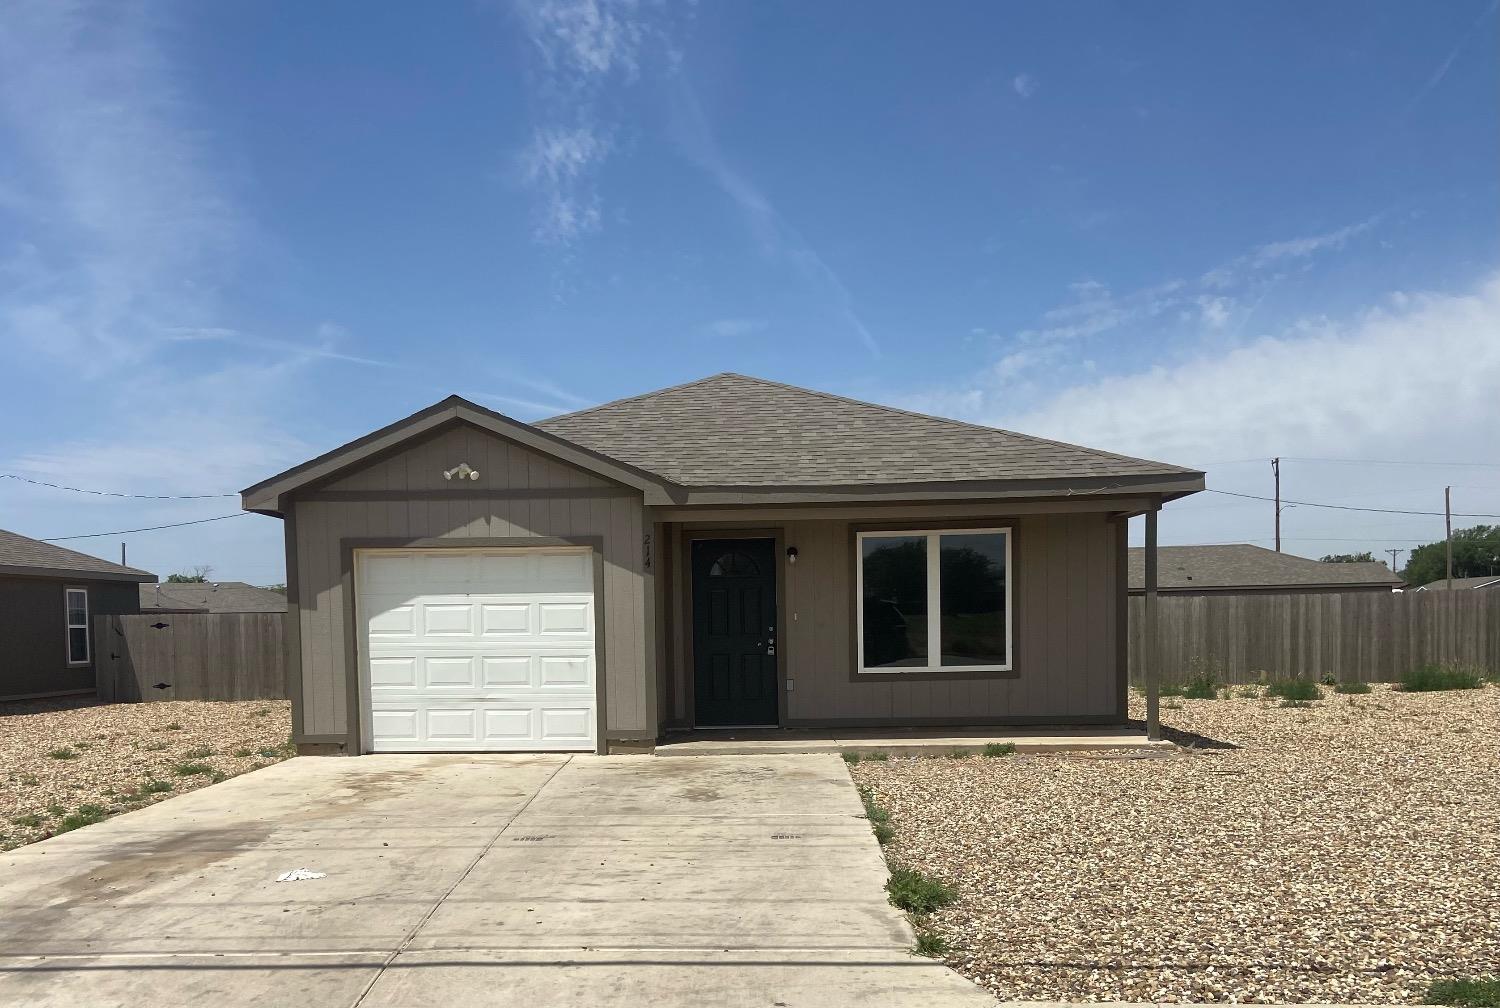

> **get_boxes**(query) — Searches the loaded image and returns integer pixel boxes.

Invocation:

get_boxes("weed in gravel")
[1427,978,1500,1007]
[1335,681,1373,694]
[140,779,173,795]
[1159,682,1185,697]
[257,746,285,759]
[841,751,861,764]
[159,722,184,731]
[912,928,950,957]
[1181,674,1218,700]
[47,747,78,760]
[859,787,895,845]
[946,750,967,759]
[864,752,889,761]
[886,868,957,914]
[1235,685,1262,699]
[172,762,215,777]
[233,748,253,758]
[19,774,37,786]
[251,707,272,717]
[55,804,109,833]
[1401,662,1487,692]
[141,739,170,751]
[1266,677,1321,705]
[982,742,1016,757]
[46,803,65,816]
[10,813,42,828]
[183,745,215,759]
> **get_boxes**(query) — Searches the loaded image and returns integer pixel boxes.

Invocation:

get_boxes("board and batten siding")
[663,509,1125,727]
[288,421,649,748]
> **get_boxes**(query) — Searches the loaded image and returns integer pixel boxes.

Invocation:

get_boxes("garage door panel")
[360,549,596,752]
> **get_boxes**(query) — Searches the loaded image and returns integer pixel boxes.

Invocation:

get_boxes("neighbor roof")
[1412,575,1500,591]
[1128,544,1402,592]
[0,528,156,583]
[139,584,209,613]
[538,373,1201,489]
[147,581,287,613]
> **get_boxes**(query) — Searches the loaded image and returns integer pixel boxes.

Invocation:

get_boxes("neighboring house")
[0,529,155,701]
[241,373,1205,755]
[1411,575,1500,591]
[140,581,287,613]
[1127,544,1403,596]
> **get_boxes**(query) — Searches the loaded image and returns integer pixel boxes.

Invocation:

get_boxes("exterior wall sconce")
[786,546,799,564]
[443,462,481,481]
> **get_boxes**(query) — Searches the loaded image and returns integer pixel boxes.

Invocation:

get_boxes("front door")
[691,538,778,726]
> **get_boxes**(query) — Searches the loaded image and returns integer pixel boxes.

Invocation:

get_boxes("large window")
[65,587,90,666]
[857,528,1011,673]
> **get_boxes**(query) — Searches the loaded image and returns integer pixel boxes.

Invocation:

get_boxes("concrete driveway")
[0,753,995,1007]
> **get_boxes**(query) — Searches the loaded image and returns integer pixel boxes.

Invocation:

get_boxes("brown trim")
[0,564,155,584]
[662,471,1203,507]
[680,528,786,728]
[284,507,306,742]
[301,487,638,503]
[337,536,609,756]
[783,714,1125,728]
[845,518,1022,684]
[652,496,1166,525]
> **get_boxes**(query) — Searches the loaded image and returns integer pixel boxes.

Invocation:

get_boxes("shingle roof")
[139,585,209,613]
[1128,544,1403,592]
[1413,575,1500,591]
[538,373,1200,488]
[0,528,156,582]
[149,581,287,613]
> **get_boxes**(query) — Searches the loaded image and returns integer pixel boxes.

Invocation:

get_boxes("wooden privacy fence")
[95,613,287,702]
[1128,590,1500,684]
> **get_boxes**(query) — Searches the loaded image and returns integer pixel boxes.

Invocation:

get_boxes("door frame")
[681,528,787,729]
[342,537,608,755]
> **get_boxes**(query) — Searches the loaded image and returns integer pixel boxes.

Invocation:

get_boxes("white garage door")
[357,548,596,752]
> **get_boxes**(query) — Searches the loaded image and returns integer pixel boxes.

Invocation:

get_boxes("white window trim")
[856,527,1013,674]
[64,586,90,667]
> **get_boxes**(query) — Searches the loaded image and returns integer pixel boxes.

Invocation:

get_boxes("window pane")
[939,533,1007,666]
[861,536,928,668]
[68,626,89,664]
[708,551,759,577]
[66,591,87,627]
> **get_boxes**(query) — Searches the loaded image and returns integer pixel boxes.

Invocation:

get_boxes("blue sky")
[2,0,1498,583]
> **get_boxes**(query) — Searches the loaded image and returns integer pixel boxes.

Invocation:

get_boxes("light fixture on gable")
[442,463,481,481]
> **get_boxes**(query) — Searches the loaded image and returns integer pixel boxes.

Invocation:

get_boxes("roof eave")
[651,471,1205,507]
[0,563,157,584]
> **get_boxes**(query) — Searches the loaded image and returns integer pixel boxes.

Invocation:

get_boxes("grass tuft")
[841,751,861,764]
[55,804,109,833]
[1335,681,1373,694]
[1181,674,1218,700]
[1266,677,1321,705]
[172,762,215,777]
[913,928,950,957]
[10,813,43,828]
[1400,662,1487,693]
[982,742,1016,758]
[140,779,173,795]
[183,745,215,759]
[257,747,285,759]
[1427,978,1500,1007]
[886,868,957,914]
[233,748,253,758]
[47,748,78,760]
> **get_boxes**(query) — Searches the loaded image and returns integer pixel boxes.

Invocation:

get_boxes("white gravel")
[851,684,1500,1004]
[1,697,294,850]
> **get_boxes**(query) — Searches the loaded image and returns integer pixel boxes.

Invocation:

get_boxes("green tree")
[1402,525,1500,586]
[166,565,213,584]
[1319,552,1376,563]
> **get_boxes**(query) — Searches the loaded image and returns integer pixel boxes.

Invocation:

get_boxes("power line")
[1204,488,1500,518]
[1196,457,1500,468]
[1,473,237,499]
[41,513,251,542]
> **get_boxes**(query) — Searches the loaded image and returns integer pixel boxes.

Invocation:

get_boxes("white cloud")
[1202,215,1380,288]
[1012,73,1039,98]
[519,125,611,244]
[1197,296,1233,329]
[702,317,766,338]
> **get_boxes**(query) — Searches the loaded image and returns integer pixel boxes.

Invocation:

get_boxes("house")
[1126,544,1403,596]
[1412,575,1500,591]
[241,373,1205,755]
[0,529,156,701]
[140,581,287,613]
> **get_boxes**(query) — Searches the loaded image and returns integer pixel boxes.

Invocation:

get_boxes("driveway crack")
[348,755,572,1007]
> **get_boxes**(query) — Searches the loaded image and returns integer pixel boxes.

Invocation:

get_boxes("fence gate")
[95,612,288,702]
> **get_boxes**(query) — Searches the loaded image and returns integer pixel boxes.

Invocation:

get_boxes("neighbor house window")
[857,528,1010,673]
[65,587,90,666]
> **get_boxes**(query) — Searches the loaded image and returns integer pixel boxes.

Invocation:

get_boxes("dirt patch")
[851,684,1500,1004]
[0,698,294,851]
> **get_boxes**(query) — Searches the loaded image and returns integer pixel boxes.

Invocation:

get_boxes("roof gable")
[1128,544,1402,591]
[539,373,1201,491]
[0,528,156,583]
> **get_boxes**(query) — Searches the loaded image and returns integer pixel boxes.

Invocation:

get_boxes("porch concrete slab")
[361,948,997,1007]
[654,726,1171,756]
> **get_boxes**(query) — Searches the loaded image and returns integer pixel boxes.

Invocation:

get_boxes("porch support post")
[1143,502,1161,741]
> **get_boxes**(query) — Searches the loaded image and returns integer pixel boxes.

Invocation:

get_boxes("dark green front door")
[692,538,778,727]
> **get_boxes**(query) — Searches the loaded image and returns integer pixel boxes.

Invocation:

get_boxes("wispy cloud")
[702,317,766,338]
[1405,0,1499,115]
[1012,73,1039,98]
[511,0,678,247]
[670,81,881,357]
[164,325,397,369]
[1203,215,1381,287]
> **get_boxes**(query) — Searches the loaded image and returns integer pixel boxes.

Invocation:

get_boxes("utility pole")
[1386,548,1404,576]
[1445,486,1453,590]
[120,542,126,567]
[1272,457,1281,552]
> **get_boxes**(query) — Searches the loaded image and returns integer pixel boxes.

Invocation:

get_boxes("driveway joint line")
[347,754,573,1008]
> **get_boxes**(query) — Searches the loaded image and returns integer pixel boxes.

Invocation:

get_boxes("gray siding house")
[0,529,155,701]
[242,374,1204,754]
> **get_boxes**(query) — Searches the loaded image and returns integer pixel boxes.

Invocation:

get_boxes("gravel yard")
[1,698,294,851]
[850,684,1500,1004]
